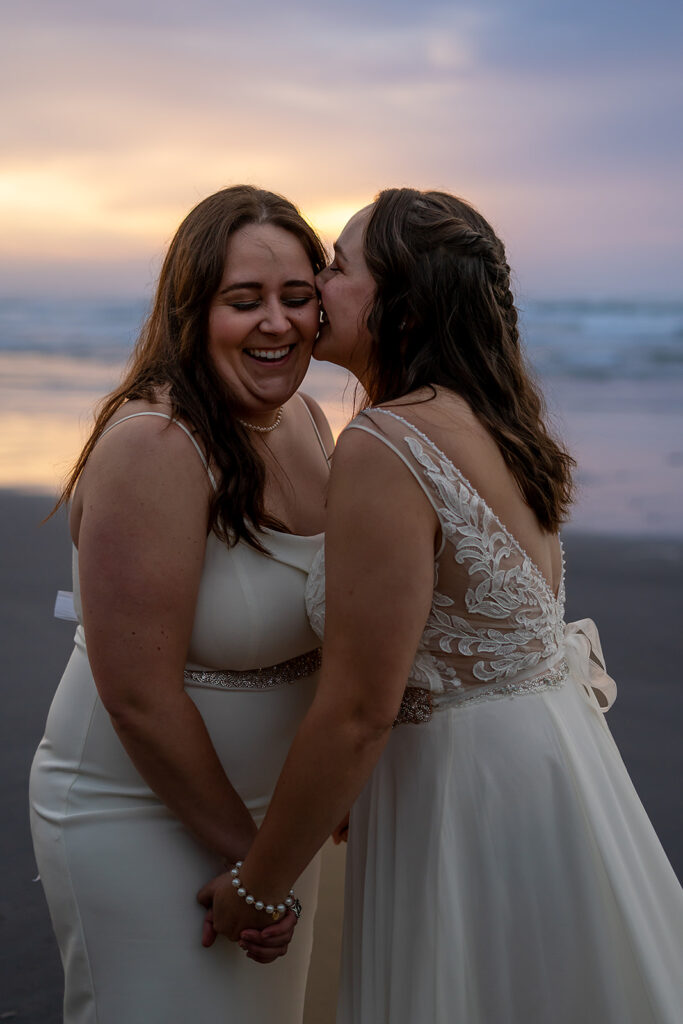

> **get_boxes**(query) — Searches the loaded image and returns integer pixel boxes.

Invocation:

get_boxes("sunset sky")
[3,0,681,299]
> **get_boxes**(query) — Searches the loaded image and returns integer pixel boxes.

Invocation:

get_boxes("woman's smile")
[207,221,320,421]
[244,343,296,364]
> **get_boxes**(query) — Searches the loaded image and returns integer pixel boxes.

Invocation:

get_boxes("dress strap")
[99,412,217,490]
[355,407,563,604]
[346,414,446,553]
[298,395,331,464]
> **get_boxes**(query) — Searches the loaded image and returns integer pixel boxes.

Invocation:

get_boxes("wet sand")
[1,489,681,1022]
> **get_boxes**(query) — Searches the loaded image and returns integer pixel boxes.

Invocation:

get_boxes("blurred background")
[1,1,681,1021]
[1,0,682,532]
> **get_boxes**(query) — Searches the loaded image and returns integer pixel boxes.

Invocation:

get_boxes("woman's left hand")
[197,874,298,963]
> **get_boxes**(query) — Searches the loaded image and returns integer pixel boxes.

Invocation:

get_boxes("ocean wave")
[1,296,682,381]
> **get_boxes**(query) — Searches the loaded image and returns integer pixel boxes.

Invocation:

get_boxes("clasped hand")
[197,872,298,964]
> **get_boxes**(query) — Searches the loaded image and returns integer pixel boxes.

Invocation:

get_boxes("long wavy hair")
[54,185,327,548]
[362,188,575,531]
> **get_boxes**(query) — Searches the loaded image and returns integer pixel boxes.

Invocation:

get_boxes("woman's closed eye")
[230,295,315,312]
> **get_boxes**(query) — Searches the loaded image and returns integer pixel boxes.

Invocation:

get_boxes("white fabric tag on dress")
[54,590,78,621]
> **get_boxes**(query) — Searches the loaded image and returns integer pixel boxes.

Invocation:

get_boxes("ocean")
[1,296,682,536]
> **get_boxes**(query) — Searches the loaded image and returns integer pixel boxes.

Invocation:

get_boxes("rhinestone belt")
[394,658,569,726]
[184,648,322,692]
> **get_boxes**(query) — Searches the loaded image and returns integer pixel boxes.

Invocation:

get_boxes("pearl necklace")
[237,407,283,433]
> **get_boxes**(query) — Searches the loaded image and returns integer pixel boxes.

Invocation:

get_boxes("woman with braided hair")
[202,189,683,1022]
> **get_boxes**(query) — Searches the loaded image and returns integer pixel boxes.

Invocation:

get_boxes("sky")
[2,0,682,299]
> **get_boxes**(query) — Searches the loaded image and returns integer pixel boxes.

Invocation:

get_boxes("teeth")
[246,346,291,360]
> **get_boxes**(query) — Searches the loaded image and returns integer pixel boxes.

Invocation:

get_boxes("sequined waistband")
[184,648,322,692]
[394,658,569,726]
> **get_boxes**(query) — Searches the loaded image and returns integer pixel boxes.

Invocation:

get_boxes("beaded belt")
[184,648,322,692]
[394,658,569,726]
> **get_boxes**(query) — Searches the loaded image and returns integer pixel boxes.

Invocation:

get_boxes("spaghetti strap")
[298,395,331,463]
[345,419,446,556]
[99,412,217,490]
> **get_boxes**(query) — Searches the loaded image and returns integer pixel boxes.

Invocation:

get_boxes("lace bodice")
[305,408,566,699]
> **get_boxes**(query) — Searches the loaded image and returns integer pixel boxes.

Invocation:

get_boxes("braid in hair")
[363,188,575,531]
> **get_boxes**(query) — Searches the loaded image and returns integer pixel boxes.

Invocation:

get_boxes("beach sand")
[1,489,681,1022]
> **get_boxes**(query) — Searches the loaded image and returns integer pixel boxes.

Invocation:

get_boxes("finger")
[242,943,288,963]
[258,909,298,939]
[202,909,217,948]
[239,929,294,948]
[239,921,294,942]
[239,911,296,944]
[196,881,216,907]
[202,920,217,947]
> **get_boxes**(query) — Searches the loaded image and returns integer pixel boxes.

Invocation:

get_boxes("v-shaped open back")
[342,407,566,694]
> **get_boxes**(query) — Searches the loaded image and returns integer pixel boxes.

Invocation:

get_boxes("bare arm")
[76,417,256,860]
[202,426,438,936]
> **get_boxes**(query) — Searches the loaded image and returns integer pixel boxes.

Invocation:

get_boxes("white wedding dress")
[30,411,325,1024]
[306,407,683,1024]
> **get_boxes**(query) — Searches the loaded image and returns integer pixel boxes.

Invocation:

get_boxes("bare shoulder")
[332,418,423,496]
[373,388,499,482]
[328,415,441,555]
[379,387,477,431]
[72,401,212,545]
[89,400,208,479]
[297,391,335,452]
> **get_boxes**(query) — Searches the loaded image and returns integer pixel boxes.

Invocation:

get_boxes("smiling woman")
[28,186,335,1024]
[207,222,320,427]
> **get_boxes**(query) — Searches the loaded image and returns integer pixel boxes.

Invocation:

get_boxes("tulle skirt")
[339,670,683,1023]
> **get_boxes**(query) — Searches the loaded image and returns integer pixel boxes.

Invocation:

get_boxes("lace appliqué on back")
[403,433,565,693]
[304,408,566,700]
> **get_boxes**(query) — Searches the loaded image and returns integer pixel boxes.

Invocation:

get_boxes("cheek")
[208,309,240,349]
[323,282,349,331]
[299,304,321,342]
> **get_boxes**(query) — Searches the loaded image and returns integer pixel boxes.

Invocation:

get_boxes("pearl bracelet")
[229,862,302,922]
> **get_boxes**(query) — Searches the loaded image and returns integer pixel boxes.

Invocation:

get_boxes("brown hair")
[362,188,575,531]
[54,185,327,548]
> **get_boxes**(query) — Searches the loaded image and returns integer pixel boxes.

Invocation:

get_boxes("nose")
[260,299,290,335]
[316,266,330,288]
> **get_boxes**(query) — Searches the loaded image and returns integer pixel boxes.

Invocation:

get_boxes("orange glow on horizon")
[0,353,354,492]
[0,161,370,265]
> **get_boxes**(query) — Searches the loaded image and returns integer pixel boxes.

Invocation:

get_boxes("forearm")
[238,698,392,901]
[110,690,257,860]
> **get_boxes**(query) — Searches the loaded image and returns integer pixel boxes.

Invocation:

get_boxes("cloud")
[1,0,681,297]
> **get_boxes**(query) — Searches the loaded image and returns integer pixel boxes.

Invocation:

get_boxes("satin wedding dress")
[306,407,683,1024]
[30,410,326,1024]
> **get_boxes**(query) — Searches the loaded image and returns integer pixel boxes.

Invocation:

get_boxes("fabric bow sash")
[563,618,617,714]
